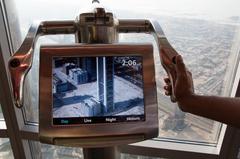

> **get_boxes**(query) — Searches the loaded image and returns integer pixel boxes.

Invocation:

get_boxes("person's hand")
[163,55,194,111]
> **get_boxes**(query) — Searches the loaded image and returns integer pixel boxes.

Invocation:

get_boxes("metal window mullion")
[0,47,30,159]
[219,56,240,159]
[0,1,32,159]
[3,0,42,158]
[218,126,240,159]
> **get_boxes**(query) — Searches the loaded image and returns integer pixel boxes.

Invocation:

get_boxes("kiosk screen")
[52,56,145,125]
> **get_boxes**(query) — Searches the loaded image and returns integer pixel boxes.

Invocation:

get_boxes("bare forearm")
[179,95,240,128]
[162,55,240,127]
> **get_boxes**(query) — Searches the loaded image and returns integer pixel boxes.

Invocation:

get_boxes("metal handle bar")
[8,19,178,108]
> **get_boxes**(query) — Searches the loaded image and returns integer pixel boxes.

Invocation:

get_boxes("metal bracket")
[8,20,76,108]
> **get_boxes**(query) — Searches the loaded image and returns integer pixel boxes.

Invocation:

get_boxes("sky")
[15,0,240,20]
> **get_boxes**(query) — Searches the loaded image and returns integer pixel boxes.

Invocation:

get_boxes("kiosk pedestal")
[83,147,119,159]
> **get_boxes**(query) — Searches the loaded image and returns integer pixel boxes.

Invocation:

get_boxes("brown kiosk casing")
[39,44,158,147]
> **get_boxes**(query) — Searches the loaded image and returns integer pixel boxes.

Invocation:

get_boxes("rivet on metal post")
[9,58,21,68]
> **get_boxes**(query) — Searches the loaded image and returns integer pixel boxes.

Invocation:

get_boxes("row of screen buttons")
[53,115,145,125]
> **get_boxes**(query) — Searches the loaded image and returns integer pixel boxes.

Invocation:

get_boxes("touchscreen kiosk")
[39,44,158,147]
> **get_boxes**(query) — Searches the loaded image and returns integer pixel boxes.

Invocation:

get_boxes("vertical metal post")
[75,4,120,159]
[0,1,32,158]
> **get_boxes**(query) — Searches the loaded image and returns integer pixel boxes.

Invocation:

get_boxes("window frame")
[0,0,34,158]
[1,0,240,158]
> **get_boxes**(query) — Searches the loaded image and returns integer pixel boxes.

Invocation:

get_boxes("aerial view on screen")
[52,56,145,124]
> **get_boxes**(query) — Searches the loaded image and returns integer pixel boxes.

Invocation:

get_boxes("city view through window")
[10,0,240,158]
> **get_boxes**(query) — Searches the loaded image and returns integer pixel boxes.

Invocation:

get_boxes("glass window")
[12,0,240,147]
[35,142,166,159]
[121,153,165,159]
[0,138,14,159]
[41,144,83,159]
[0,105,4,120]
[40,143,166,159]
[0,104,6,130]
[120,33,226,144]
[29,141,83,159]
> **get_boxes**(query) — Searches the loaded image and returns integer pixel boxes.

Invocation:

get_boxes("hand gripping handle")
[118,19,179,102]
[8,20,76,108]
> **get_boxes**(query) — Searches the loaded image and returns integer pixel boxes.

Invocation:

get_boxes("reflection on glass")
[0,138,14,159]
[156,16,238,143]
[119,14,239,143]
[13,0,240,144]
[41,144,83,159]
[0,105,4,119]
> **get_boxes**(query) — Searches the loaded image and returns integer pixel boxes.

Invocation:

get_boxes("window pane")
[28,141,83,158]
[0,138,14,159]
[42,144,83,159]
[0,105,6,129]
[12,0,240,146]
[121,153,165,159]
[0,105,4,120]
[119,33,227,143]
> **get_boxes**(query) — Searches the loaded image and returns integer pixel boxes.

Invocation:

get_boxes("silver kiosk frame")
[8,1,179,159]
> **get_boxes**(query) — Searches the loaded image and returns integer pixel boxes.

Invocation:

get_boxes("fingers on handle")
[164,77,171,84]
[170,96,177,103]
[175,55,187,76]
[164,85,172,92]
[165,91,172,96]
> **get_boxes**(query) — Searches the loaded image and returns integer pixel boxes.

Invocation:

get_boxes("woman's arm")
[164,55,240,128]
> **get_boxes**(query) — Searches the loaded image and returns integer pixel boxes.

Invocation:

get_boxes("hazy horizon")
[15,0,240,21]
